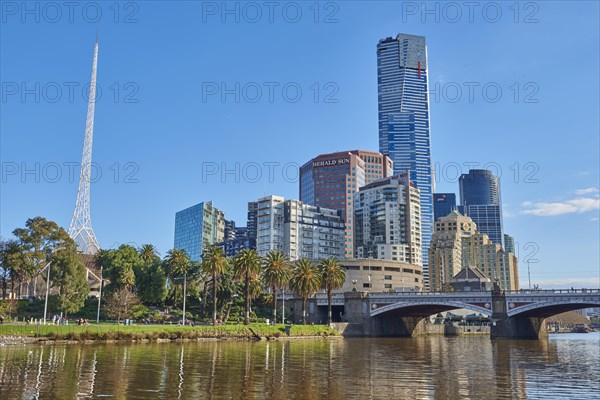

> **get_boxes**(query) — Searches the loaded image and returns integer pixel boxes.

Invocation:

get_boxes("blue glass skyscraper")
[377,33,434,284]
[174,201,225,262]
[433,193,457,222]
[458,169,504,247]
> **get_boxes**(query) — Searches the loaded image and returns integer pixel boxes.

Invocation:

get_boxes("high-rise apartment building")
[458,169,504,247]
[174,201,225,262]
[247,201,258,250]
[377,33,434,281]
[299,150,393,258]
[354,173,422,265]
[433,193,457,222]
[256,195,344,261]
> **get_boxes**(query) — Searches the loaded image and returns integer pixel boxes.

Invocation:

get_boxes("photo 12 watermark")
[201,81,339,104]
[1,161,140,184]
[1,81,140,104]
[1,1,140,24]
[200,1,339,24]
[201,161,300,184]
[434,161,540,184]
[400,1,540,24]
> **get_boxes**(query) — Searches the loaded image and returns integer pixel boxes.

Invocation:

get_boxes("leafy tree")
[262,250,291,324]
[13,217,70,297]
[105,245,139,291]
[164,249,192,324]
[134,245,166,304]
[289,259,321,325]
[104,287,141,322]
[50,241,90,317]
[0,240,32,298]
[318,258,346,324]
[202,246,229,325]
[233,249,262,325]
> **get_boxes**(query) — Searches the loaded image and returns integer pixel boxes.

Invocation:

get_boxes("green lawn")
[0,322,338,340]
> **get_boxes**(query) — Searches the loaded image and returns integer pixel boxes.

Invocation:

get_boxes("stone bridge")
[308,288,600,339]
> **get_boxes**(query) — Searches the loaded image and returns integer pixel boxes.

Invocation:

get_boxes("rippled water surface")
[1,333,599,399]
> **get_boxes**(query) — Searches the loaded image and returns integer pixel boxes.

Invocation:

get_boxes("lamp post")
[43,261,51,325]
[96,266,103,324]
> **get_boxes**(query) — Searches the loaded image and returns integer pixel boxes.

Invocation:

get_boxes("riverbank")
[0,323,339,346]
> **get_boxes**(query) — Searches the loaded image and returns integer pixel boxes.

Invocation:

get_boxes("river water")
[0,333,598,399]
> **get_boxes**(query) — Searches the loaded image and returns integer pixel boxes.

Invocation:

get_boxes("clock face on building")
[461,223,470,231]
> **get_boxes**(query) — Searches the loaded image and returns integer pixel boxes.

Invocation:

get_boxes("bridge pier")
[490,282,548,339]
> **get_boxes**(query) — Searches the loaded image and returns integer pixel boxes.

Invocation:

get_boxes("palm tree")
[139,244,158,263]
[233,249,262,325]
[164,249,192,325]
[289,258,321,325]
[262,250,291,324]
[318,258,346,324]
[202,246,229,326]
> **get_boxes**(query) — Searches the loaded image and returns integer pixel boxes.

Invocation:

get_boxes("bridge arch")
[371,300,492,318]
[508,300,600,318]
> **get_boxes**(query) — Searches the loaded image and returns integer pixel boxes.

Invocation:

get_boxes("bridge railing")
[366,288,600,296]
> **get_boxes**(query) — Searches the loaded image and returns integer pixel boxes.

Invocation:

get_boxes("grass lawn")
[0,322,338,340]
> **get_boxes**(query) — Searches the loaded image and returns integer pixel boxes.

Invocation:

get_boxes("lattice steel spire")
[68,35,100,254]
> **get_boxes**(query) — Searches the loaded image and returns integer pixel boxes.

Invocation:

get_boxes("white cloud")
[591,217,599,222]
[575,187,599,195]
[521,197,600,216]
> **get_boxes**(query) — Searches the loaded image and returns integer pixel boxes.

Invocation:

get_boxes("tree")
[50,242,90,317]
[164,249,192,324]
[135,245,167,304]
[202,246,229,325]
[13,217,70,297]
[0,240,30,298]
[262,250,291,324]
[105,245,139,290]
[233,249,262,325]
[318,258,346,324]
[289,259,321,325]
[104,287,141,322]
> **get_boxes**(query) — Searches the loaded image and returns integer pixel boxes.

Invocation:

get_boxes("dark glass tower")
[458,169,504,247]
[377,33,434,284]
[433,193,457,222]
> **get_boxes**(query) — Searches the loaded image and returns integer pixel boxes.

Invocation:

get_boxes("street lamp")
[96,265,103,324]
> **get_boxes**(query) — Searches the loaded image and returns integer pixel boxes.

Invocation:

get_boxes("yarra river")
[0,333,598,399]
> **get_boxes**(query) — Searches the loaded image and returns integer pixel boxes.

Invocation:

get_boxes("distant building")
[255,195,345,261]
[429,211,519,291]
[354,173,422,266]
[428,211,477,290]
[450,267,491,292]
[433,193,457,222]
[216,226,253,257]
[459,169,504,247]
[503,234,515,254]
[247,201,258,250]
[174,201,225,262]
[299,150,393,258]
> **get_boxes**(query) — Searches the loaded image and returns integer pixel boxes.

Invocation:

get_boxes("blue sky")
[1,1,599,288]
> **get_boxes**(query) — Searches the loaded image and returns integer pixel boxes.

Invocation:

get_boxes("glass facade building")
[433,193,457,222]
[299,150,393,258]
[174,201,225,262]
[377,34,434,283]
[458,169,504,247]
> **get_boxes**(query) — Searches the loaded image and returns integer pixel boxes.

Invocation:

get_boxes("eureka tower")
[377,33,434,285]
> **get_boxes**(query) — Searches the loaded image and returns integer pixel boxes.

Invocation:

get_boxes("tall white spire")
[68,36,101,254]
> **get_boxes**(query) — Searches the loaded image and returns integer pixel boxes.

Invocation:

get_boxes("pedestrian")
[0,315,4,324]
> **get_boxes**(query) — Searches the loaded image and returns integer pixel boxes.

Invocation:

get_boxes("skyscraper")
[433,193,457,222]
[174,201,225,262]
[377,33,434,282]
[458,169,504,247]
[354,173,422,266]
[299,150,393,258]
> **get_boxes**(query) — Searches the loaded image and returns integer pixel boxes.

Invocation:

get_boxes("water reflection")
[0,334,598,399]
